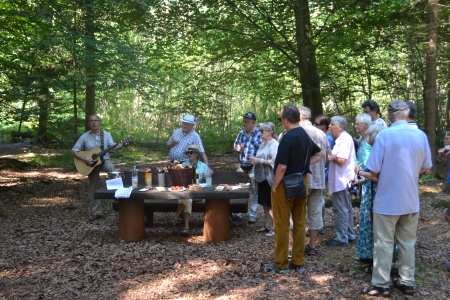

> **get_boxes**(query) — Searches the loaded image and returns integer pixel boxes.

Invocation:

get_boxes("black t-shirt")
[274,127,321,176]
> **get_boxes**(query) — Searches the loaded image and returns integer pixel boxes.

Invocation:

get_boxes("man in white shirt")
[167,114,208,164]
[361,100,432,297]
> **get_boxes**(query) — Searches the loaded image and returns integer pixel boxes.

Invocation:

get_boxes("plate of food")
[168,186,186,192]
[155,187,166,192]
[215,186,224,191]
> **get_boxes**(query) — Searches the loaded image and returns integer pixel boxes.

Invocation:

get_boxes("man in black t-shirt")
[263,105,323,274]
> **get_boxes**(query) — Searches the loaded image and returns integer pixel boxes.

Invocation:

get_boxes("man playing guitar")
[72,114,123,221]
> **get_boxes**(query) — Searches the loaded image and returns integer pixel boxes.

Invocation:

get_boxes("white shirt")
[366,120,432,215]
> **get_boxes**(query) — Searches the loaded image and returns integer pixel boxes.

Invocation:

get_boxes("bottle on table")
[195,168,200,185]
[132,166,138,189]
[206,164,212,187]
[145,169,152,187]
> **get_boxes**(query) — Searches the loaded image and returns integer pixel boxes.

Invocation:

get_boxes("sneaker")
[265,229,274,237]
[231,213,242,222]
[248,216,256,224]
[263,263,290,274]
[289,261,306,273]
[326,239,348,247]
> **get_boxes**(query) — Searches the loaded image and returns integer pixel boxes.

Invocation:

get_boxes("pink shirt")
[328,131,356,193]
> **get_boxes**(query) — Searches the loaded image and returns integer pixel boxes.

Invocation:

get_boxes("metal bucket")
[108,172,125,180]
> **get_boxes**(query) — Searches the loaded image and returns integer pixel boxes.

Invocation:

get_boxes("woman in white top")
[249,122,279,237]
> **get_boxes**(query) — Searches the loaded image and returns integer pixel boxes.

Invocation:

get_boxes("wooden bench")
[111,171,249,226]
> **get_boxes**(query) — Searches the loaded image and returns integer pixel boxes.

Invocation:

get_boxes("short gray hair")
[388,100,410,121]
[298,106,311,120]
[331,116,348,131]
[356,113,371,127]
[259,122,278,140]
[365,124,384,146]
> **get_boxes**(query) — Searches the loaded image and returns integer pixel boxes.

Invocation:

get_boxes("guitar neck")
[95,143,117,159]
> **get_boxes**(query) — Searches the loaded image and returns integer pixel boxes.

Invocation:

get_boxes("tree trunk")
[424,0,438,176]
[37,86,50,145]
[293,0,323,118]
[84,0,96,131]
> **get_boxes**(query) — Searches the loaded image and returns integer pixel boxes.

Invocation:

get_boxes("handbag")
[253,164,265,183]
[282,137,310,200]
[283,172,306,199]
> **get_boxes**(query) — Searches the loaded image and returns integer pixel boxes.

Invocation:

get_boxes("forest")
[1,0,448,156]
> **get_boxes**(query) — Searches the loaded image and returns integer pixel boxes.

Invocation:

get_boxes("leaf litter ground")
[0,143,449,299]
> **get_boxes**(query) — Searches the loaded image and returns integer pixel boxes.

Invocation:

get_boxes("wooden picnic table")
[94,171,250,242]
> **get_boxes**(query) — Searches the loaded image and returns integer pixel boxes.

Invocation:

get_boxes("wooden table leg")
[204,198,230,242]
[118,198,146,242]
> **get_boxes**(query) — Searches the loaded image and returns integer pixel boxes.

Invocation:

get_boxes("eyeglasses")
[355,123,363,126]
[187,151,195,155]
[89,120,100,123]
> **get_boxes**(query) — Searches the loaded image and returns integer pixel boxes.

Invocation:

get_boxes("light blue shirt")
[366,120,432,215]
[356,138,372,168]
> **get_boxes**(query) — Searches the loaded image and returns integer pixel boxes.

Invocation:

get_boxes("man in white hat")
[167,114,209,164]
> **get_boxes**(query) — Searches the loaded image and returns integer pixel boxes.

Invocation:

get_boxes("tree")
[424,0,438,175]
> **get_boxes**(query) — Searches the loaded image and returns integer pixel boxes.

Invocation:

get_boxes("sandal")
[361,285,391,297]
[170,218,178,226]
[392,278,414,296]
[304,245,317,256]
[256,226,270,232]
[181,227,189,236]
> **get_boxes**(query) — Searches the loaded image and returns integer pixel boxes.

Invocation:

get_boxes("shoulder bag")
[282,137,310,200]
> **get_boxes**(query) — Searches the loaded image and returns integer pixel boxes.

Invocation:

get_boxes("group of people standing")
[72,99,437,297]
[227,100,432,298]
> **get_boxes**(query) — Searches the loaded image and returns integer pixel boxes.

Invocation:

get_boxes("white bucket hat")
[181,114,196,124]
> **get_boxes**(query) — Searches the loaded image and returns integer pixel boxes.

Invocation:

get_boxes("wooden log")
[203,198,230,242]
[118,199,146,242]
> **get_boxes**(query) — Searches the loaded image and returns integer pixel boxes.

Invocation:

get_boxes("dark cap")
[243,112,256,121]
[388,100,408,114]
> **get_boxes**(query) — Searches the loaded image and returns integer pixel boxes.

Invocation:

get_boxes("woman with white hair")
[249,122,279,237]
[353,123,384,271]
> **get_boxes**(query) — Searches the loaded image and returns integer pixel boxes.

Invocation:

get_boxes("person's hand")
[327,155,334,162]
[249,157,257,165]
[172,139,179,146]
[235,144,243,152]
[438,148,450,157]
[354,163,362,173]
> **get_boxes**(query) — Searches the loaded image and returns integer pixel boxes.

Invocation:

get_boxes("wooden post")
[204,199,231,242]
[118,199,146,242]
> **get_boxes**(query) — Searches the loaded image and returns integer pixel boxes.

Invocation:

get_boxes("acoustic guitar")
[74,136,132,175]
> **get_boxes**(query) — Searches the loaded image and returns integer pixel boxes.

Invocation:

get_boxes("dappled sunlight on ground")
[1,144,450,299]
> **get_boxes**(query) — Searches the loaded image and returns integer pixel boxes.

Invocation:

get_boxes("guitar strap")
[99,129,105,165]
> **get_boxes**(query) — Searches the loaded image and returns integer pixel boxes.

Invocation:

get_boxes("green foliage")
[22,151,73,167]
[419,173,438,185]
[430,199,449,210]
[0,0,449,154]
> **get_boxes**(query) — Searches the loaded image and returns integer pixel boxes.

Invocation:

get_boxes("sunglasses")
[187,151,196,155]
[314,122,322,126]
